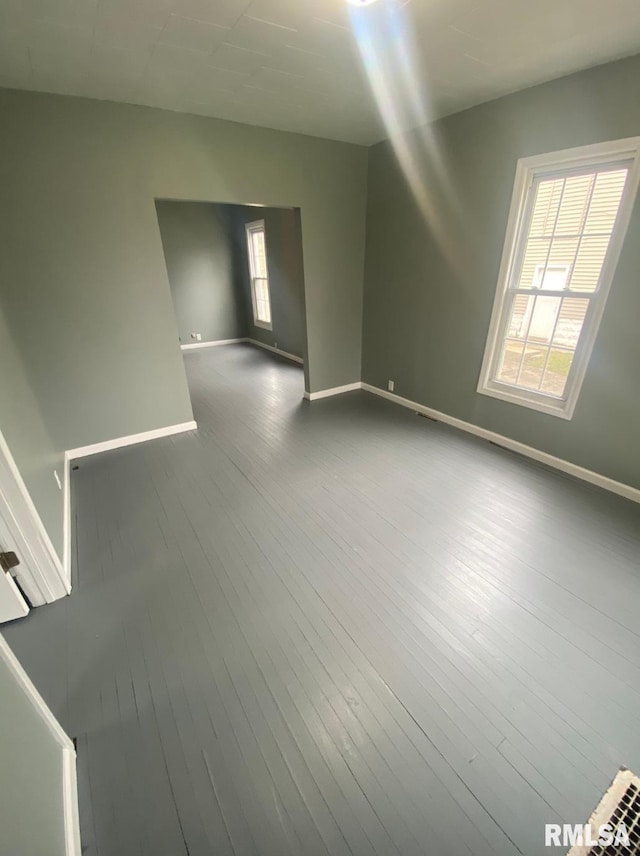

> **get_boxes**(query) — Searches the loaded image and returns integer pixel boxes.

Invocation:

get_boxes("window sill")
[477,381,574,420]
[253,320,272,331]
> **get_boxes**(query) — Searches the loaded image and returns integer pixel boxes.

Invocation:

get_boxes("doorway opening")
[154,200,308,403]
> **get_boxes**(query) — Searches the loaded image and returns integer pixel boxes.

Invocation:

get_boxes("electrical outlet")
[274,341,278,349]
[196,333,202,341]
[54,469,62,491]
[388,380,395,392]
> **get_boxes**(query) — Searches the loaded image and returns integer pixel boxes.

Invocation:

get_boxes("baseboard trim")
[304,382,362,401]
[180,338,247,350]
[180,336,304,365]
[62,421,197,585]
[65,421,198,461]
[248,338,304,365]
[0,635,81,855]
[362,383,640,504]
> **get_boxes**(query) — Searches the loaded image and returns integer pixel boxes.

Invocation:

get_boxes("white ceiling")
[1,0,640,145]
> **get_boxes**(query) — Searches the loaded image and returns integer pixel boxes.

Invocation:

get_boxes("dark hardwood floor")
[5,343,640,856]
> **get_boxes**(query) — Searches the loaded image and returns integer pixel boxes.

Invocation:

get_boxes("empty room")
[1,2,639,855]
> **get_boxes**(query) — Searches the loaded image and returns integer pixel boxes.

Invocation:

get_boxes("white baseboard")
[247,338,304,365]
[362,383,640,504]
[180,336,305,366]
[59,421,196,590]
[65,420,197,461]
[0,634,81,855]
[180,338,247,350]
[304,382,362,401]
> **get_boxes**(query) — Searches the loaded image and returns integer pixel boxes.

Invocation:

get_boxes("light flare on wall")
[348,0,468,274]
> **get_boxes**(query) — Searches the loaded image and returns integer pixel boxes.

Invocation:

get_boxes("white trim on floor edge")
[180,338,247,350]
[65,421,198,461]
[0,430,68,604]
[0,634,82,856]
[61,421,196,588]
[247,338,304,365]
[304,382,362,401]
[361,383,640,505]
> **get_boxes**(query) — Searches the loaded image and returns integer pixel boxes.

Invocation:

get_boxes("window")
[245,220,272,330]
[478,138,640,419]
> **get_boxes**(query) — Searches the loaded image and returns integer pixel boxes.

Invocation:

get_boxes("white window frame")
[245,219,272,331]
[477,137,640,420]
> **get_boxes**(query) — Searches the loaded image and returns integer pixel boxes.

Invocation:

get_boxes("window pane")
[517,344,547,390]
[497,296,587,395]
[583,169,628,234]
[553,173,594,236]
[484,149,636,413]
[532,264,570,290]
[529,178,563,237]
[251,230,267,278]
[544,239,579,278]
[552,297,589,349]
[514,166,628,295]
[569,234,611,292]
[504,293,561,344]
[526,295,561,344]
[497,339,524,384]
[517,238,550,289]
[539,349,575,396]
[507,294,529,338]
[256,300,271,323]
[254,273,271,323]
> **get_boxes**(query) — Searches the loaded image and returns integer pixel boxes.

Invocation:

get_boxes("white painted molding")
[62,746,82,856]
[180,338,247,350]
[61,421,197,583]
[179,336,304,365]
[0,634,81,856]
[247,338,304,365]
[476,136,640,421]
[0,430,68,604]
[304,382,362,401]
[362,384,640,504]
[0,634,72,746]
[65,420,197,461]
[62,457,71,588]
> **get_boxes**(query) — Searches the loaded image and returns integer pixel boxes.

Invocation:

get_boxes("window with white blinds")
[246,220,272,330]
[478,139,640,419]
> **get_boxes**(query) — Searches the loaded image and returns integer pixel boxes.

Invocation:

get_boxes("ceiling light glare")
[346,0,380,6]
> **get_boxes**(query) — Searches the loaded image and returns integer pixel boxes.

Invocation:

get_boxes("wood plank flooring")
[4,343,640,856]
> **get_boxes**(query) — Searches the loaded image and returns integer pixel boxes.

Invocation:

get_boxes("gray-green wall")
[363,53,640,490]
[230,206,307,359]
[0,89,367,457]
[155,201,306,360]
[155,201,247,346]
[3,50,640,567]
[0,644,66,856]
[0,303,64,557]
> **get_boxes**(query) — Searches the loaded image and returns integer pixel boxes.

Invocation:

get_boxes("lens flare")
[348,0,468,274]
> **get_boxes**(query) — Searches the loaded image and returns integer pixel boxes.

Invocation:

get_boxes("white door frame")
[0,633,81,855]
[0,430,68,605]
